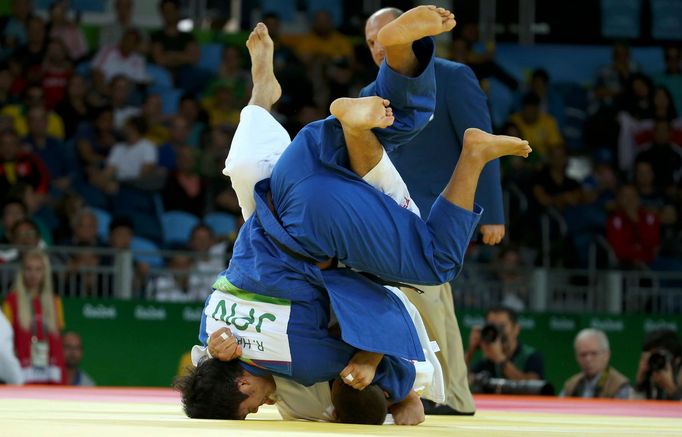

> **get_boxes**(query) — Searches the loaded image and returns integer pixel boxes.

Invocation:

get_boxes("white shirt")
[92,45,148,84]
[0,312,23,384]
[107,139,157,181]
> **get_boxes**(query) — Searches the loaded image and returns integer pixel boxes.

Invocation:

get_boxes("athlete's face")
[365,13,396,67]
[236,374,277,419]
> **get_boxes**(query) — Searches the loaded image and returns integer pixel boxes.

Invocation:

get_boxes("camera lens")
[648,351,668,372]
[481,324,499,343]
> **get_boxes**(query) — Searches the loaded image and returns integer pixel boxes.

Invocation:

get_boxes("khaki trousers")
[402,282,475,413]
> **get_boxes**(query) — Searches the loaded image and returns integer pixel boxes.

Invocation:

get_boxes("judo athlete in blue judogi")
[177,10,531,425]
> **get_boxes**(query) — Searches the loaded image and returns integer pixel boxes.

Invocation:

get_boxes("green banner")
[62,299,682,391]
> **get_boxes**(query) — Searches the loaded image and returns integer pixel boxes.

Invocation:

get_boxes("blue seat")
[89,207,112,242]
[146,64,174,92]
[160,88,183,115]
[161,211,200,246]
[204,212,237,237]
[199,43,223,74]
[130,236,163,268]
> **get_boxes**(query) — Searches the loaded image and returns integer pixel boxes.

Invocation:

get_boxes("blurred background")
[0,0,680,399]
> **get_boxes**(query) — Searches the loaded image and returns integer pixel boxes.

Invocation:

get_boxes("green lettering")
[255,313,276,333]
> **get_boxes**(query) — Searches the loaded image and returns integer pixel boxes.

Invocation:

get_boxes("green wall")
[62,299,681,390]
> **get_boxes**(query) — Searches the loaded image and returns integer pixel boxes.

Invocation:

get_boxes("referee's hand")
[208,327,242,361]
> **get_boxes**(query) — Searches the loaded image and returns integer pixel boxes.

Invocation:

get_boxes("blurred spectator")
[0,0,33,58]
[54,74,91,139]
[141,93,169,145]
[0,62,16,107]
[14,15,47,79]
[493,246,528,312]
[0,217,44,264]
[201,81,240,129]
[150,0,204,94]
[92,28,148,89]
[200,125,239,216]
[99,0,147,50]
[107,217,150,294]
[147,253,204,302]
[64,209,100,247]
[466,306,545,382]
[582,161,620,212]
[47,0,87,62]
[52,192,84,244]
[178,94,207,148]
[109,75,140,130]
[635,120,682,191]
[450,23,518,91]
[23,106,74,193]
[209,45,251,108]
[1,84,65,139]
[292,10,353,66]
[0,310,23,384]
[509,92,563,159]
[62,331,95,386]
[162,146,206,217]
[531,146,585,212]
[594,42,640,107]
[0,129,49,205]
[158,115,189,171]
[521,68,565,130]
[654,47,682,115]
[634,329,682,401]
[606,184,660,268]
[75,105,118,172]
[40,38,72,109]
[619,73,655,121]
[65,247,107,297]
[0,198,27,243]
[653,86,679,121]
[2,249,65,384]
[187,224,225,293]
[633,160,668,212]
[100,116,159,193]
[561,329,631,399]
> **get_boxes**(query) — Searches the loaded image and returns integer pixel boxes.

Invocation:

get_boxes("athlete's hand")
[207,327,242,361]
[480,224,505,245]
[340,351,383,390]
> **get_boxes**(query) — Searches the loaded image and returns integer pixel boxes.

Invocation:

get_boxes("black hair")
[642,329,682,358]
[174,358,248,420]
[531,68,549,83]
[486,305,519,325]
[109,216,133,233]
[521,92,541,107]
[11,217,39,236]
[159,0,180,10]
[331,379,387,425]
[125,115,148,136]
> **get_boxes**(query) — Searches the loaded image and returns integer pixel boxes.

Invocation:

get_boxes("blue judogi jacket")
[200,38,481,402]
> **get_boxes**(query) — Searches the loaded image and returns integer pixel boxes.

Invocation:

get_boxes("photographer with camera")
[465,306,544,383]
[634,329,682,401]
[561,329,631,399]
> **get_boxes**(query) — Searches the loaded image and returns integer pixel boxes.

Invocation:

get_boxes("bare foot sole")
[330,96,394,130]
[463,127,532,163]
[246,22,281,107]
[377,5,456,47]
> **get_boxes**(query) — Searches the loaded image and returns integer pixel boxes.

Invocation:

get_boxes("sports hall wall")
[62,299,682,389]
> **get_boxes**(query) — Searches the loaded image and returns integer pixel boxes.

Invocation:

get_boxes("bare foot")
[245,23,281,109]
[330,97,394,131]
[463,128,532,163]
[377,5,456,47]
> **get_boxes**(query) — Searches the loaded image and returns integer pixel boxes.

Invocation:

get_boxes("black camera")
[472,372,555,396]
[481,323,502,344]
[648,350,673,372]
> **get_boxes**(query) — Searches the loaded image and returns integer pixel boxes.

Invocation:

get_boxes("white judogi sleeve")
[223,105,420,221]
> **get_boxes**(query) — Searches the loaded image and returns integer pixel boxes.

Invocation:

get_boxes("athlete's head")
[175,358,276,420]
[364,8,403,67]
[330,378,388,424]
